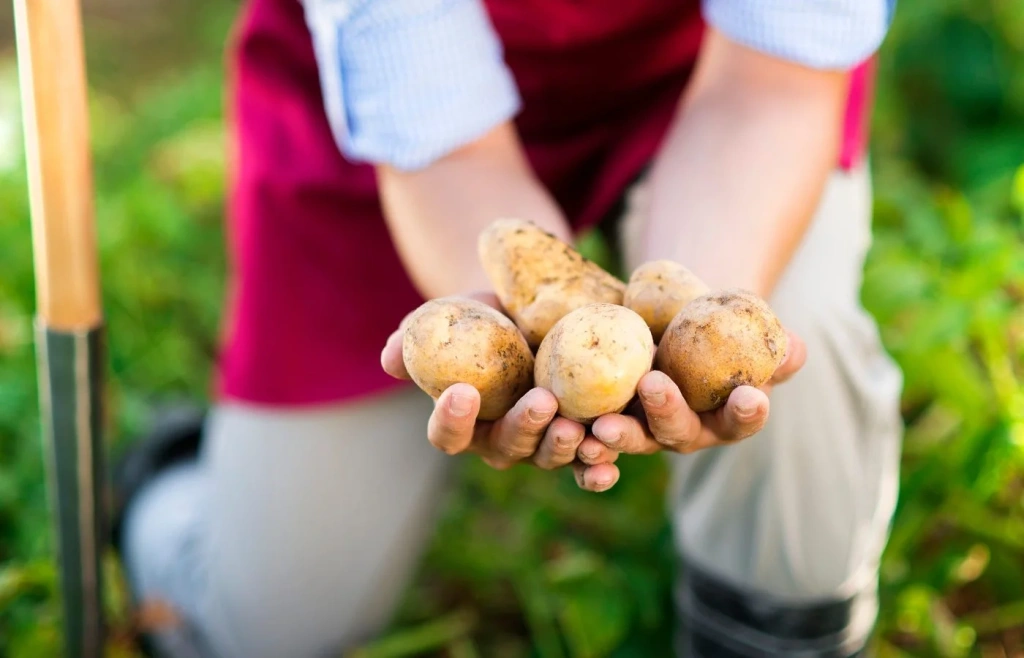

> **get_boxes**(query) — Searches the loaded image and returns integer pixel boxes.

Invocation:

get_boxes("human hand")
[381,292,622,492]
[576,330,806,463]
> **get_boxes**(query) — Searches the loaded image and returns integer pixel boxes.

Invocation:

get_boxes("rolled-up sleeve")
[300,0,521,171]
[701,0,897,70]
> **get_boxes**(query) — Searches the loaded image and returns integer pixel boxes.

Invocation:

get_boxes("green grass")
[1,1,1023,656]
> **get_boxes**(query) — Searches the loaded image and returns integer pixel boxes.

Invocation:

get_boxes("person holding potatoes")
[112,1,903,657]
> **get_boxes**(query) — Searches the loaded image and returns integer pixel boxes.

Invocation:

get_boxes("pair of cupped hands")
[381,291,806,492]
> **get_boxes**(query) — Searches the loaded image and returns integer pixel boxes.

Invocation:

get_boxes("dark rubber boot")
[109,405,206,557]
[676,565,875,658]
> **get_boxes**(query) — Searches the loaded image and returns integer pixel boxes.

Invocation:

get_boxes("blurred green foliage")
[0,1,1022,656]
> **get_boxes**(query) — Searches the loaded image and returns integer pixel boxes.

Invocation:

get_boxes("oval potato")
[402,297,534,421]
[478,218,625,348]
[623,260,710,343]
[655,290,787,413]
[535,303,654,424]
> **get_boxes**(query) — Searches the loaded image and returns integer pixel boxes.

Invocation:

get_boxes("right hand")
[380,292,622,492]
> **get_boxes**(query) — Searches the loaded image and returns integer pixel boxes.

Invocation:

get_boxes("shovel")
[13,0,106,656]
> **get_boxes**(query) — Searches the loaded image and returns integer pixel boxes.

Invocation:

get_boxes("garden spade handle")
[13,0,106,656]
[14,0,100,325]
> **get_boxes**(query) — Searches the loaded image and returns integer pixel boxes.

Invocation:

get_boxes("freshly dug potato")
[655,290,787,413]
[623,260,710,343]
[402,297,533,421]
[478,218,625,348]
[535,303,654,424]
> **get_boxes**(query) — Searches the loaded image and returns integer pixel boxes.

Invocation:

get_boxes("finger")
[427,383,480,455]
[572,462,620,493]
[576,436,620,466]
[591,414,662,455]
[380,328,410,379]
[696,385,770,448]
[533,417,586,470]
[486,387,558,462]
[636,370,701,450]
[381,304,424,379]
[768,330,806,387]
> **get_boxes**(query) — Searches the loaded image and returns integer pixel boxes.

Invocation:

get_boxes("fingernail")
[603,432,624,449]
[528,407,553,423]
[594,473,614,488]
[581,444,600,460]
[736,401,759,419]
[450,393,473,417]
[641,388,666,407]
[556,432,578,450]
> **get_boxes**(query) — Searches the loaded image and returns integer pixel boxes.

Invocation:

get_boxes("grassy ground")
[1,1,1023,656]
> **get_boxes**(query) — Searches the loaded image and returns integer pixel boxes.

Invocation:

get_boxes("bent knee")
[672,300,903,597]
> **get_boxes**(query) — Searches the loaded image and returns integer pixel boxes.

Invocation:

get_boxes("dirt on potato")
[402,297,534,420]
[655,290,786,413]
[479,218,625,348]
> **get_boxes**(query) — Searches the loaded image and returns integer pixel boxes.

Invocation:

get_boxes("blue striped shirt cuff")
[302,0,521,171]
[702,0,896,70]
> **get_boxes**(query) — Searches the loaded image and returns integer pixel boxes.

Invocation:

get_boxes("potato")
[655,290,787,413]
[623,260,710,343]
[402,297,533,421]
[535,303,654,424]
[479,218,626,348]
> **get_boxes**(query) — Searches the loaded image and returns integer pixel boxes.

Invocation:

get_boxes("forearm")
[378,122,571,299]
[642,28,850,297]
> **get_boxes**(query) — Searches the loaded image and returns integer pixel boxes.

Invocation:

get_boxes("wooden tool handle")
[14,0,101,330]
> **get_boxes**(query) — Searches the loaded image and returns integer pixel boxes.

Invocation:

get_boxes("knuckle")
[647,408,691,438]
[435,418,464,439]
[535,452,564,470]
[673,439,700,454]
[644,402,679,423]
[732,426,760,442]
[429,434,463,455]
[430,440,461,456]
[482,456,513,470]
[654,429,691,448]
[498,441,534,461]
[732,418,766,441]
[428,419,469,454]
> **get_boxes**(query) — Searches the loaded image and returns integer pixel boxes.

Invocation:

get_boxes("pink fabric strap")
[840,58,875,171]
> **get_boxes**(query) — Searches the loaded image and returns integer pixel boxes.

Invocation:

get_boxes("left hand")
[576,330,807,464]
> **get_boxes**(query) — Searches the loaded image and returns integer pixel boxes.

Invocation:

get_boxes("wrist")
[379,124,572,300]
